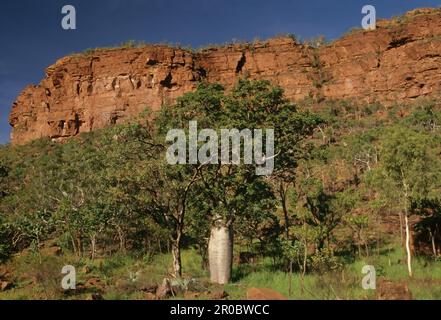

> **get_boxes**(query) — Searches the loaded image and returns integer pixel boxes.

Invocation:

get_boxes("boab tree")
[153,79,321,282]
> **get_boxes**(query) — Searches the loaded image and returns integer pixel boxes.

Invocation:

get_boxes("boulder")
[184,291,201,299]
[87,293,104,300]
[145,292,157,300]
[0,281,12,291]
[209,290,228,300]
[40,245,62,256]
[376,279,413,300]
[85,277,105,291]
[246,288,287,300]
[139,284,158,294]
[156,278,173,299]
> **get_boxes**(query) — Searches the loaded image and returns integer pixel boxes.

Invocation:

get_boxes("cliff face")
[8,8,441,145]
[9,47,202,144]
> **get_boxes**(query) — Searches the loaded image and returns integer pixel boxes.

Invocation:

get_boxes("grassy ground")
[0,247,440,300]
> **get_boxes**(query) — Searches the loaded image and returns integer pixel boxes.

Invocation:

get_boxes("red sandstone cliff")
[8,8,441,145]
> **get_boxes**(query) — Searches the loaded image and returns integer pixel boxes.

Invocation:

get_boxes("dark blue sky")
[1,0,440,144]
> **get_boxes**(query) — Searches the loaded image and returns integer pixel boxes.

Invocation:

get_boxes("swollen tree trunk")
[208,223,233,284]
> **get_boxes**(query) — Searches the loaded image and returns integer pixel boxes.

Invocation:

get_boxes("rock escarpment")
[8,8,441,144]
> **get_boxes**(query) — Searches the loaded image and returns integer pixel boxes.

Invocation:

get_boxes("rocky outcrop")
[9,46,202,144]
[8,8,441,144]
[320,8,441,102]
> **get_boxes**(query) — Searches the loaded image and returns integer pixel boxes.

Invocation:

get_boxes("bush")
[0,218,12,263]
[308,248,342,273]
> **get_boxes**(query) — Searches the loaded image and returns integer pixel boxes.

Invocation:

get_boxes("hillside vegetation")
[1,79,441,299]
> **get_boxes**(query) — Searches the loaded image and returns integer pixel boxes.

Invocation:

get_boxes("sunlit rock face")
[9,8,441,145]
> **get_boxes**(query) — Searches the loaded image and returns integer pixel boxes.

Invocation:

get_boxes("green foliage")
[373,125,441,200]
[406,103,441,132]
[2,78,441,299]
[0,216,11,262]
[308,248,342,272]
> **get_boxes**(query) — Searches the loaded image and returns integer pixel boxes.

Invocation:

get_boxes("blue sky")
[1,0,440,144]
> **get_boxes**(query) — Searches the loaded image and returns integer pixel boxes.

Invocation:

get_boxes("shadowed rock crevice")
[159,72,174,89]
[235,53,246,74]
[387,36,413,49]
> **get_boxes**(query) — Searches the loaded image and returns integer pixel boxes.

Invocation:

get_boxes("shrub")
[0,217,12,263]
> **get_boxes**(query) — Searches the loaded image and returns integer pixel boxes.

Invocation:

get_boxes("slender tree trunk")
[158,238,162,254]
[280,184,293,272]
[376,216,381,256]
[279,183,290,240]
[404,214,413,277]
[76,236,83,257]
[357,230,362,258]
[288,260,293,296]
[171,232,182,278]
[300,219,307,296]
[402,182,412,278]
[198,244,209,270]
[301,242,307,296]
[208,222,233,284]
[91,235,96,261]
[429,229,437,259]
[398,211,404,245]
[70,234,77,256]
[115,225,126,253]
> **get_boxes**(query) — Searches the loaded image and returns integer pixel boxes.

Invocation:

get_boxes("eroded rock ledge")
[8,8,441,144]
